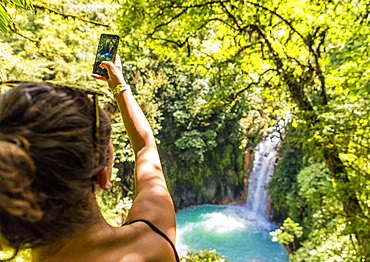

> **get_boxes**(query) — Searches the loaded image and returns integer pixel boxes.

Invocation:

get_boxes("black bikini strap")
[123,219,180,262]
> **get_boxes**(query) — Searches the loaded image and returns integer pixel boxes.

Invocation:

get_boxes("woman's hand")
[91,54,127,91]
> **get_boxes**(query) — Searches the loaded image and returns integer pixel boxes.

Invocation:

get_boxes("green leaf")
[0,2,11,34]
[10,0,33,9]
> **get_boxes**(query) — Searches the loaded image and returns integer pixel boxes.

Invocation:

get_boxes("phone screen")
[92,34,120,77]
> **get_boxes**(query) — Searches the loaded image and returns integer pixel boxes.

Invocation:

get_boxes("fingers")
[93,54,126,90]
[91,74,109,82]
[114,54,122,66]
[98,61,114,70]
[90,55,126,91]
[99,61,121,76]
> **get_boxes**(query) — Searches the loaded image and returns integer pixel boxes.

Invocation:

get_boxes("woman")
[0,55,179,261]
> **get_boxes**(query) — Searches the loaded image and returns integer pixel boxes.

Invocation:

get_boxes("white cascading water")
[245,136,279,224]
[175,135,289,261]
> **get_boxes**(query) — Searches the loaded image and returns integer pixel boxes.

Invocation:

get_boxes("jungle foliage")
[1,0,370,261]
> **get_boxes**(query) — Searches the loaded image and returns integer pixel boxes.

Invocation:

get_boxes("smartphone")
[92,34,120,77]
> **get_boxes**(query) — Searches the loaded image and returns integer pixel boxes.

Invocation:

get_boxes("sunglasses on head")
[0,80,103,166]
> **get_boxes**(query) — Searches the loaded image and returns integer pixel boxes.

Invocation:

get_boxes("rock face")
[172,149,255,211]
[173,176,241,210]
[171,143,277,223]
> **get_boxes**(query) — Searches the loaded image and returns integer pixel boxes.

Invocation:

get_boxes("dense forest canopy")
[1,0,369,261]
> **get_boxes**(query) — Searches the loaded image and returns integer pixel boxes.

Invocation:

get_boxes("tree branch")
[219,1,242,32]
[248,1,329,106]
[149,7,189,35]
[247,1,305,41]
[151,17,234,50]
[7,22,40,43]
[165,0,231,10]
[150,1,235,36]
[151,36,190,48]
[32,3,110,27]
[229,70,275,102]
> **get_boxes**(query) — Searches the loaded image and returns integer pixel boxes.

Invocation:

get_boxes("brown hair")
[0,82,111,256]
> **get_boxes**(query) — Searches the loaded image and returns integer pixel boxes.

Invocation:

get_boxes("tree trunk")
[286,74,368,260]
[322,147,368,260]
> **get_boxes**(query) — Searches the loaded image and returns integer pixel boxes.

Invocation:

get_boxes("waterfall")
[245,136,279,223]
[175,135,289,262]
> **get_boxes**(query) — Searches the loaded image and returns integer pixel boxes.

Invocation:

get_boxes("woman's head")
[0,82,112,252]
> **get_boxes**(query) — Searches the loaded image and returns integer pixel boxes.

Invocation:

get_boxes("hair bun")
[0,137,43,223]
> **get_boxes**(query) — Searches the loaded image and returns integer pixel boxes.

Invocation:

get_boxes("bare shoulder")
[35,222,177,262]
[115,221,178,262]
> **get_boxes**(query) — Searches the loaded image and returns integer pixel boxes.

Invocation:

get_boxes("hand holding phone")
[95,54,127,91]
[92,34,120,77]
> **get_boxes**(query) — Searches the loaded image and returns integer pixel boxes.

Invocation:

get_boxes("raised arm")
[92,55,176,242]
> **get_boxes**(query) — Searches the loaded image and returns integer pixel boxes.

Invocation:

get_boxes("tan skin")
[32,55,177,262]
